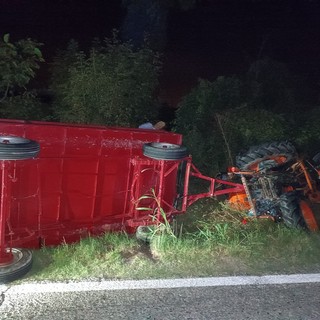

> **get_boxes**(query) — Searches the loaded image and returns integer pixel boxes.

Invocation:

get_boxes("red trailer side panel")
[0,120,182,247]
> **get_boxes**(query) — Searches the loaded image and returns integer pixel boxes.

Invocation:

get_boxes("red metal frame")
[127,156,244,227]
[182,159,245,209]
[0,161,13,264]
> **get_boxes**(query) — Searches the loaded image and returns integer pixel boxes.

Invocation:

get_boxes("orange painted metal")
[228,192,251,210]
[299,200,319,232]
[247,155,288,171]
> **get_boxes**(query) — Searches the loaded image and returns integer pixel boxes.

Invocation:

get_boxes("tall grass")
[27,199,320,282]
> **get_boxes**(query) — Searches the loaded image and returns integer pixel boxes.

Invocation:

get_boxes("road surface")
[1,274,320,319]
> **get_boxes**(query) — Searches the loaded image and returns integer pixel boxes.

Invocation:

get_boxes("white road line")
[3,273,320,294]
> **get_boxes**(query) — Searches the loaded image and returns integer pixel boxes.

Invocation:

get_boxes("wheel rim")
[0,248,24,267]
[0,136,31,145]
[150,143,180,150]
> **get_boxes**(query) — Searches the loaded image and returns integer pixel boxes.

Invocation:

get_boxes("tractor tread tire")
[279,192,306,229]
[236,141,297,171]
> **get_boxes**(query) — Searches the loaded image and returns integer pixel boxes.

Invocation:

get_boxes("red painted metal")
[0,161,13,264]
[0,119,183,250]
[184,161,245,208]
[129,157,244,222]
[0,119,244,258]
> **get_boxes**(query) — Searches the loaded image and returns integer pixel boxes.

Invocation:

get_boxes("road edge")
[2,273,320,294]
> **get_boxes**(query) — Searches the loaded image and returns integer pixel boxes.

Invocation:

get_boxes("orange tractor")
[228,141,320,231]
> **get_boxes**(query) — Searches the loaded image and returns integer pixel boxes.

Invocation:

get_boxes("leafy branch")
[0,33,44,102]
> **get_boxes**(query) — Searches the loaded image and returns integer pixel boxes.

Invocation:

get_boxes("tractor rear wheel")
[236,141,297,171]
[279,192,306,229]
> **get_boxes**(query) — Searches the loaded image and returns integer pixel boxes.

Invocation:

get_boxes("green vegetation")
[0,33,161,127]
[174,76,291,174]
[50,33,161,127]
[174,57,319,175]
[0,34,43,95]
[27,199,320,282]
[0,34,46,120]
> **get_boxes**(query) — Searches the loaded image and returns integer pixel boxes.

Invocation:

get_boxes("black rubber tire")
[236,141,297,171]
[0,136,40,160]
[0,248,33,283]
[143,142,188,160]
[279,192,306,229]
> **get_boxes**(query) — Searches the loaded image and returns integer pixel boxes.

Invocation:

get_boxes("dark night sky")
[1,0,320,106]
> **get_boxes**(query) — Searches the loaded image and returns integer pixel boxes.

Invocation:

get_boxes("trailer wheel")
[279,192,306,229]
[143,142,188,160]
[0,136,40,160]
[236,141,297,171]
[0,248,33,283]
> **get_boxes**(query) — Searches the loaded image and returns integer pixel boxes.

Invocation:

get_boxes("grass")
[25,198,320,282]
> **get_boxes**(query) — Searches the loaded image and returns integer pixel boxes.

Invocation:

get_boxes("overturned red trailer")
[0,119,243,282]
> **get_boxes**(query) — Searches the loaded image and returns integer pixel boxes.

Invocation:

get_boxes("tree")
[121,0,197,50]
[294,107,320,157]
[50,33,161,127]
[0,34,44,102]
[245,57,311,113]
[0,34,46,120]
[174,77,243,174]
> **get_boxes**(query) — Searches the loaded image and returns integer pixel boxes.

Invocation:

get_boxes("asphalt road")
[1,275,320,320]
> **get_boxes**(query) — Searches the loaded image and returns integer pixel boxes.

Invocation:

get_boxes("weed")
[136,188,177,242]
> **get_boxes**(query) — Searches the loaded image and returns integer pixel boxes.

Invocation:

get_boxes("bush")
[245,57,313,113]
[294,107,320,156]
[174,77,289,174]
[0,34,44,119]
[0,92,48,120]
[50,33,161,127]
[174,77,243,173]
